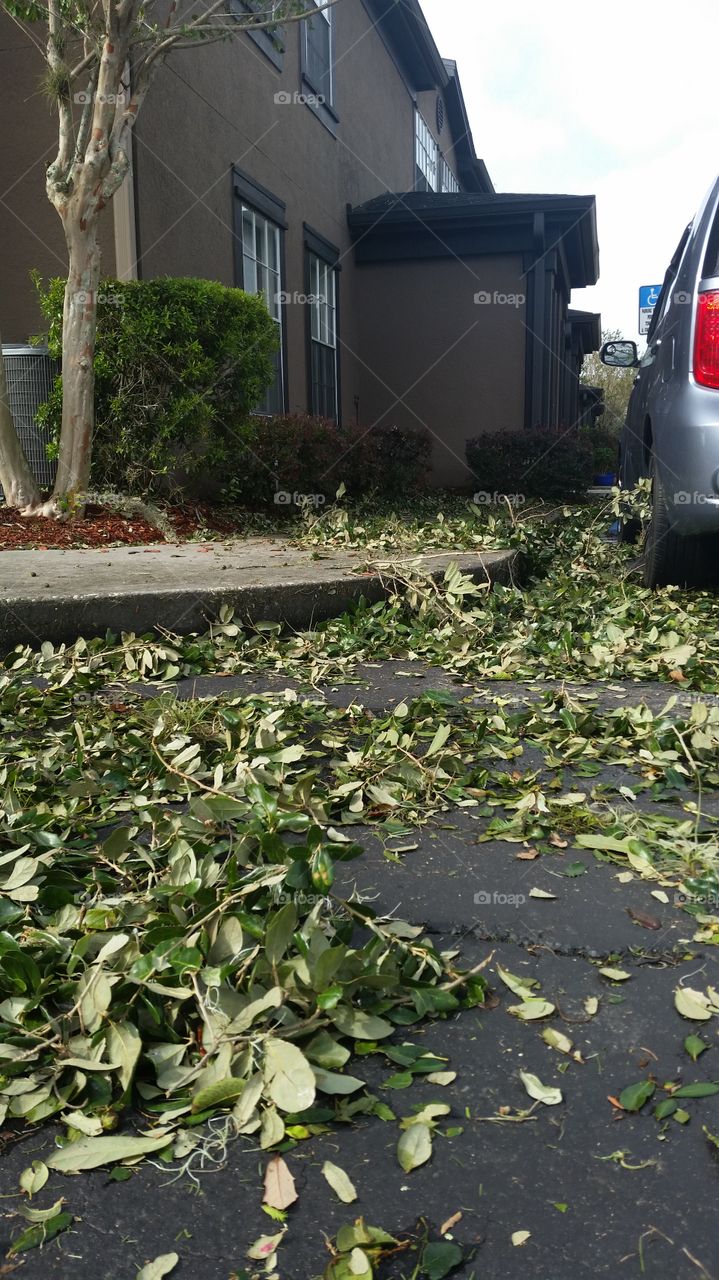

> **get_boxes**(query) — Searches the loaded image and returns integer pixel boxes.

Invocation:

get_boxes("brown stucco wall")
[353,254,527,488]
[0,12,116,342]
[132,1,421,423]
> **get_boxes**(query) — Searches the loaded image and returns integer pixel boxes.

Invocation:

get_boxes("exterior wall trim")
[303,222,340,263]
[232,165,288,229]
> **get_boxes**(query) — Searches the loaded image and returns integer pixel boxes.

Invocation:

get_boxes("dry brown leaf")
[549,833,568,849]
[626,908,661,931]
[440,1211,463,1235]
[516,848,540,861]
[669,669,686,682]
[263,1155,298,1211]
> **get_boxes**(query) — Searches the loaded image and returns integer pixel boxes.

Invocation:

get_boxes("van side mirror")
[600,339,639,368]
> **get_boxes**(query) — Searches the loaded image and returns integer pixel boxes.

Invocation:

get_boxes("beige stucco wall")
[353,254,527,487]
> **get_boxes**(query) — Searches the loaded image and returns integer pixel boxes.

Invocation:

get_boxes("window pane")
[267,225,279,272]
[415,110,438,192]
[240,201,284,415]
[440,158,459,193]
[311,340,337,420]
[308,252,338,421]
[243,253,257,297]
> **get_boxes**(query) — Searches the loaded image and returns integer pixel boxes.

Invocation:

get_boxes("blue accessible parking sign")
[638,284,662,336]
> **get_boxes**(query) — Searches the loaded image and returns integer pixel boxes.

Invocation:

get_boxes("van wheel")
[643,459,708,587]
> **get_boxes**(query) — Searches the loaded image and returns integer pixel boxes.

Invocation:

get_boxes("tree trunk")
[0,334,42,509]
[52,217,102,503]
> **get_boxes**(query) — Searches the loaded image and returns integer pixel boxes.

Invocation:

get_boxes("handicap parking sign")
[639,284,662,336]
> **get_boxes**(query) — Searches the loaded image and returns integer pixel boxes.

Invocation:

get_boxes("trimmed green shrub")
[35,275,278,494]
[465,427,614,501]
[226,416,431,508]
[590,426,621,477]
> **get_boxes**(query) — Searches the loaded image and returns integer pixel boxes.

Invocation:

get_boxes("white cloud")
[421,0,719,337]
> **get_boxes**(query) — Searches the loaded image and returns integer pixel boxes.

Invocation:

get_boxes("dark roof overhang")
[362,0,448,91]
[348,191,600,290]
[568,308,602,353]
[442,59,493,194]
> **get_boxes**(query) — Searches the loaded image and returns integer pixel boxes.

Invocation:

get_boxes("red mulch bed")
[0,502,248,550]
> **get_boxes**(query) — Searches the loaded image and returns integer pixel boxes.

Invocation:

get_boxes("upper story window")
[415,110,438,192]
[302,0,334,107]
[415,109,459,194]
[440,158,460,194]
[236,0,285,70]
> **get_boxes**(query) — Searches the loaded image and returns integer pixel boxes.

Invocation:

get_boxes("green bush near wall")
[226,416,432,507]
[35,276,432,504]
[35,275,279,494]
[465,427,619,501]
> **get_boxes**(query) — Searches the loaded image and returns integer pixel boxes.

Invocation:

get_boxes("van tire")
[643,459,708,587]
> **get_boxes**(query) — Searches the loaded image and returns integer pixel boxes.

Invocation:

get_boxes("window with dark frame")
[415,109,438,192]
[304,230,339,422]
[235,0,285,69]
[308,254,338,420]
[302,0,333,105]
[415,108,460,194]
[240,202,285,415]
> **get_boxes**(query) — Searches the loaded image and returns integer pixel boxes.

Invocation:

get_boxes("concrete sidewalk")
[0,536,519,648]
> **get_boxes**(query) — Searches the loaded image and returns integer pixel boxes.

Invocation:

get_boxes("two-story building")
[0,0,601,488]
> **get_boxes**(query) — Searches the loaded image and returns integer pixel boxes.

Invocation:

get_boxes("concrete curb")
[1,542,521,650]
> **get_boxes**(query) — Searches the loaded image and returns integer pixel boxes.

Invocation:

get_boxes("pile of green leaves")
[9,502,719,691]
[0,684,494,1172]
[5,501,719,1182]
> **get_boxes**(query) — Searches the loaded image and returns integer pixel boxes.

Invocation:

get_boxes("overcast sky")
[421,0,719,341]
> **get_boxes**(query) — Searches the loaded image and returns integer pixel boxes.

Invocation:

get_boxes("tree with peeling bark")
[0,0,338,516]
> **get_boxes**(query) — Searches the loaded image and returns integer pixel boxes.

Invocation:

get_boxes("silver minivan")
[601,175,719,586]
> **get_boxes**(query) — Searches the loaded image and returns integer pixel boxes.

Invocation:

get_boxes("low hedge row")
[226,417,432,507]
[466,427,619,501]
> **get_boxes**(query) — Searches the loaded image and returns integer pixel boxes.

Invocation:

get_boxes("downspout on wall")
[112,64,138,281]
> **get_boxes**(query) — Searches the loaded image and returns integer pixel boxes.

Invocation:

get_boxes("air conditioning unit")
[1,344,59,497]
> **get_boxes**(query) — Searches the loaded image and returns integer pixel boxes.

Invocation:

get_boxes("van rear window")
[703,206,719,278]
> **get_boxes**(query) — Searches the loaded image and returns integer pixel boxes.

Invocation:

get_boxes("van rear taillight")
[694,289,719,388]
